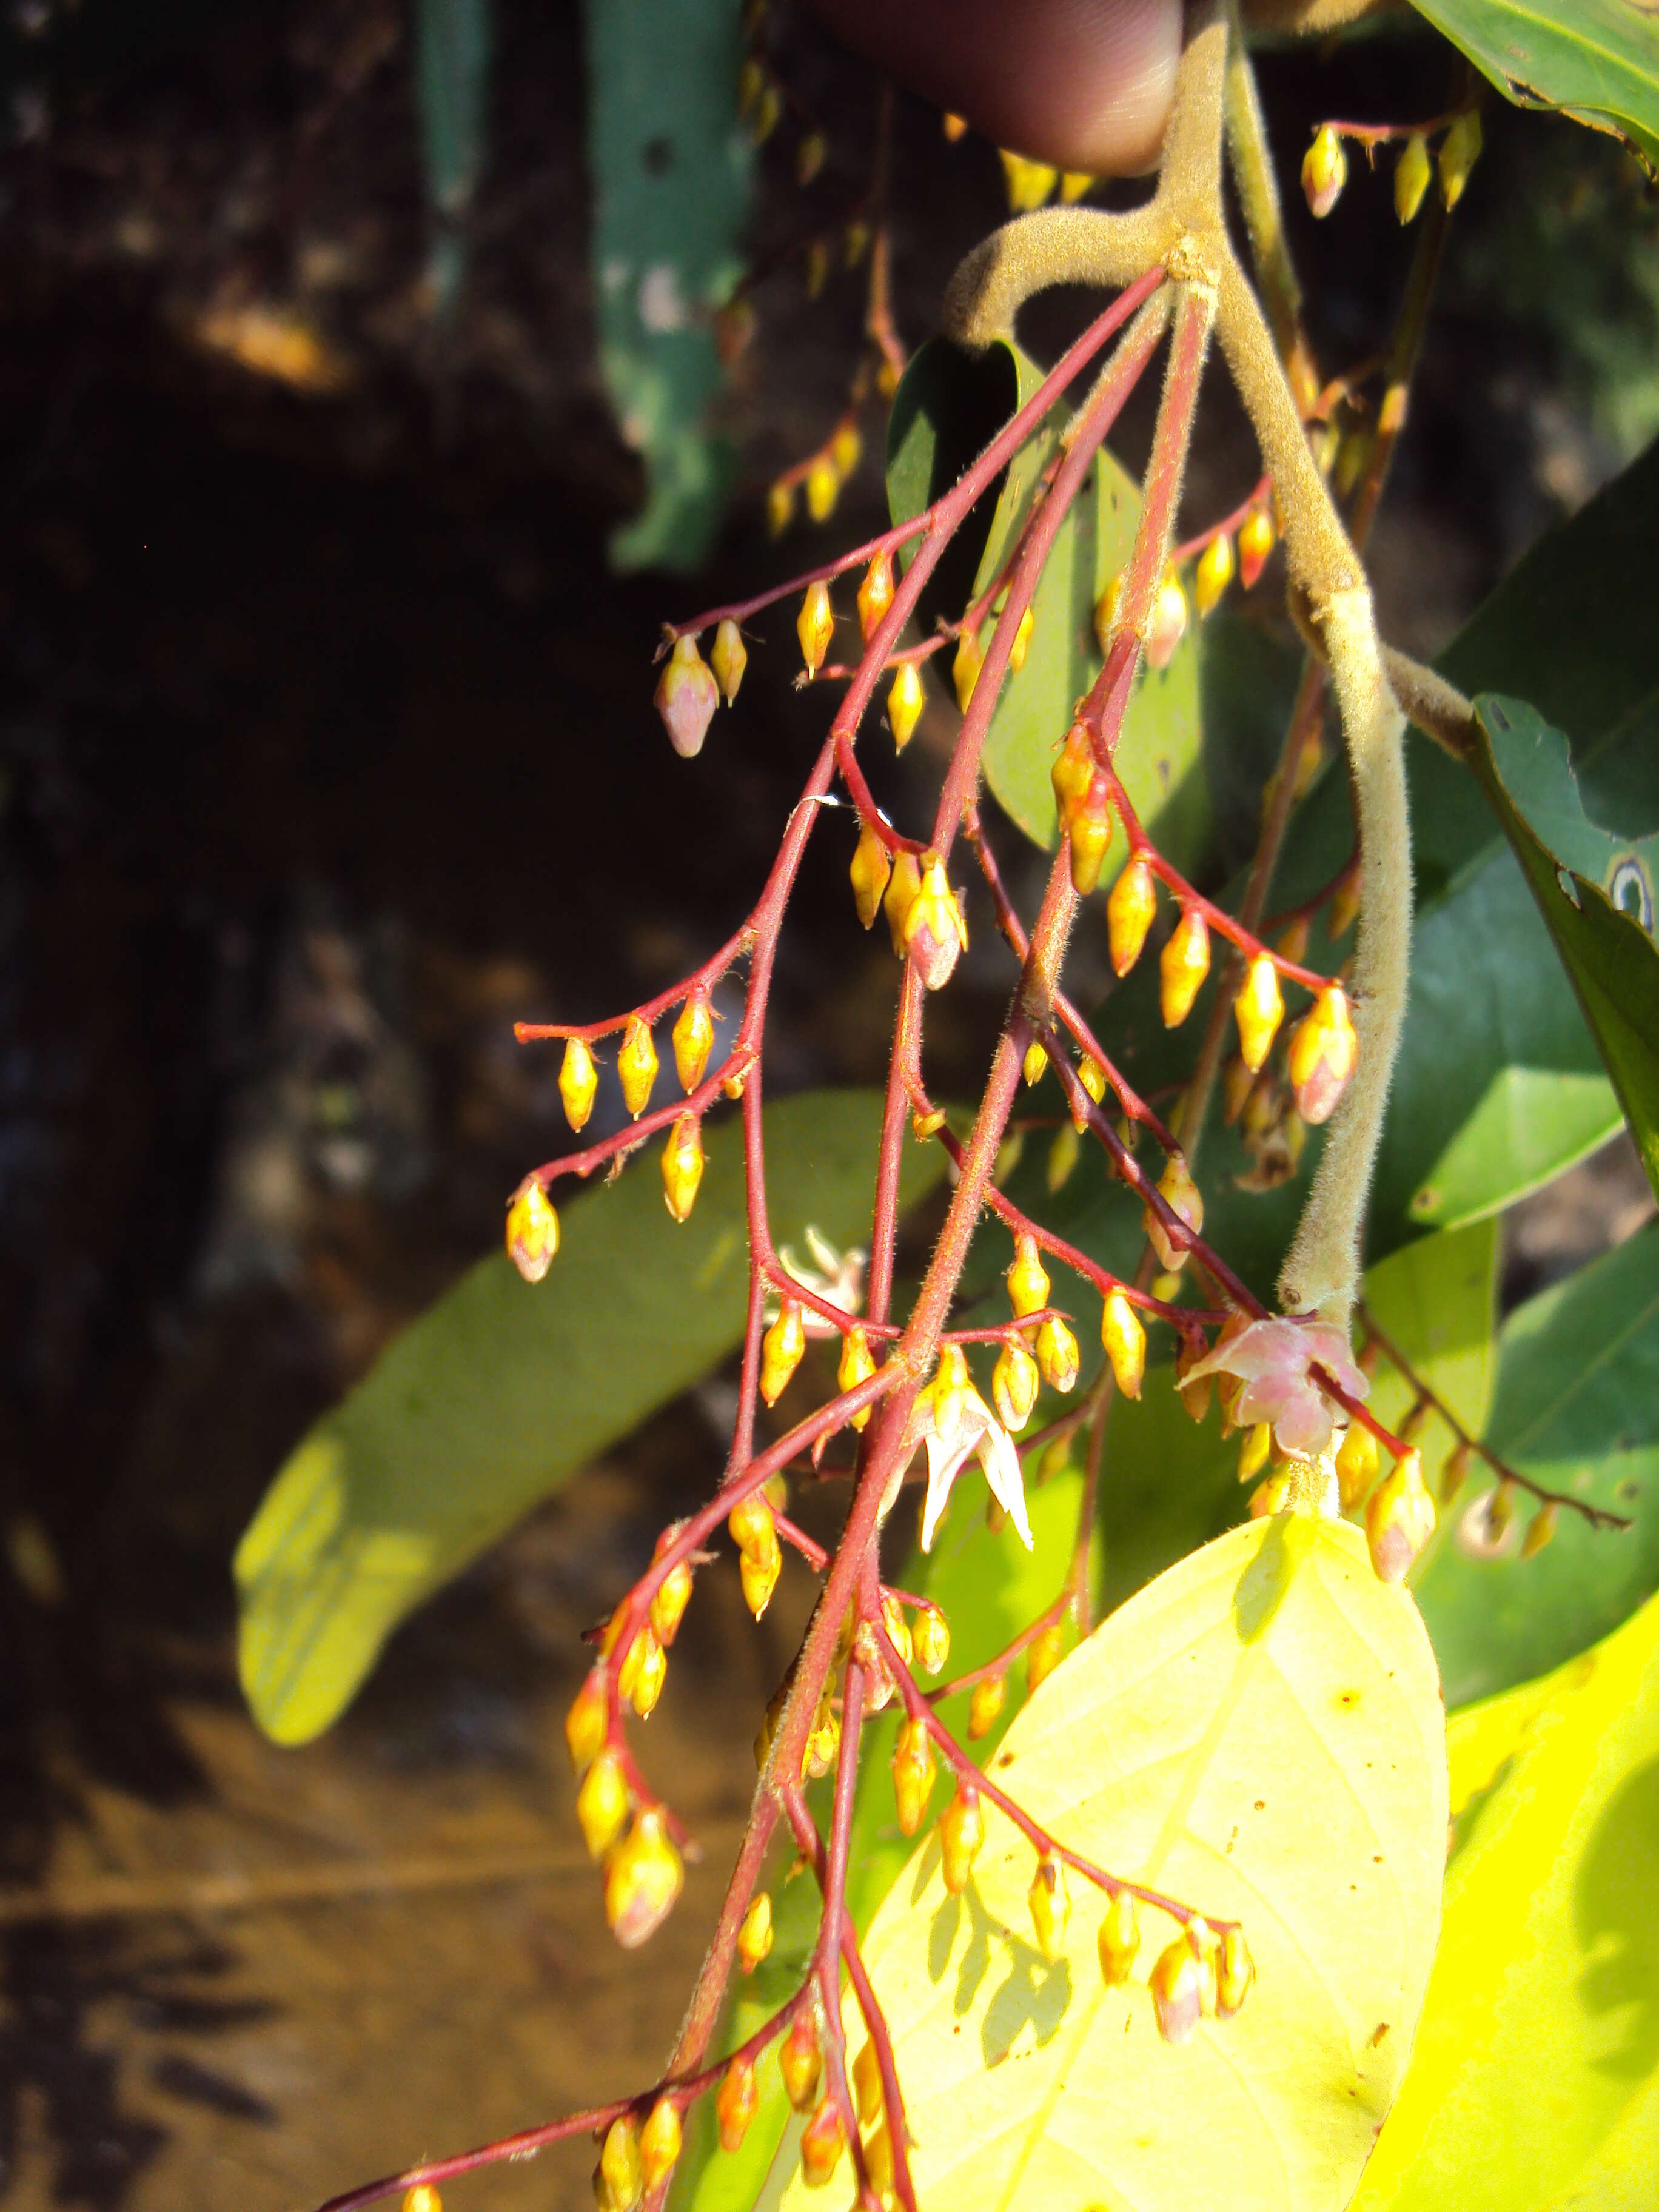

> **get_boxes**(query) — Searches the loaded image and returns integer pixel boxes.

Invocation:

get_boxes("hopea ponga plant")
[312,6,1647,2211]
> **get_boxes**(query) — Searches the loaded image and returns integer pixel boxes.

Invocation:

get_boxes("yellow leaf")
[784,1518,1446,2212]
[1353,1586,1659,2212]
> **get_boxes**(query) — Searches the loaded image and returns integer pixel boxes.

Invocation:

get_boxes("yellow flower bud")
[578,1748,631,1858]
[799,2099,845,2188]
[606,1814,681,1955]
[714,2053,758,2154]
[672,991,716,1093]
[506,1182,560,1282]
[1233,953,1284,1073]
[1438,108,1482,210]
[892,1716,937,1837]
[760,1299,806,1406]
[1287,983,1358,1125]
[629,1629,667,1718]
[1036,1316,1080,1393]
[649,1556,693,1649]
[560,1036,599,1131]
[863,2122,895,2198]
[992,1335,1040,1430]
[830,420,861,480]
[1059,169,1093,202]
[618,1015,659,1118]
[887,659,925,751]
[1145,1153,1204,1272]
[1107,856,1158,976]
[1079,1054,1108,1108]
[1151,1934,1204,2046]
[1302,124,1347,219]
[1159,903,1210,1027]
[779,2016,822,2113]
[1145,573,1188,670]
[709,618,748,706]
[1093,572,1122,657]
[1047,1119,1081,1193]
[1366,1448,1435,1584]
[597,2117,643,2212]
[999,149,1058,211]
[766,477,795,538]
[1029,1852,1071,1962]
[1218,1925,1255,2017]
[857,550,894,642]
[728,1491,774,1557]
[1027,1621,1065,1697]
[913,1604,950,1676]
[640,2099,682,2193]
[939,1780,985,1893]
[1008,603,1036,674]
[837,1323,877,1429]
[751,82,781,146]
[1101,1286,1145,1399]
[1051,723,1094,826]
[883,847,922,953]
[1098,1886,1141,1986]
[403,2187,441,2212]
[941,110,968,141]
[839,820,890,935]
[805,450,839,525]
[967,1672,1005,1740]
[654,634,720,759]
[565,1671,608,1772]
[1523,1500,1558,1557]
[736,1891,774,1972]
[903,852,969,992]
[952,625,983,712]
[1249,1471,1294,1518]
[1194,531,1234,615]
[1022,1038,1049,1087]
[660,1113,706,1222]
[797,580,834,678]
[1068,773,1114,896]
[1006,1230,1050,1321]
[1336,1418,1380,1511]
[844,216,872,269]
[1238,1421,1271,1483]
[741,1541,782,1619]
[1238,505,1275,588]
[852,2036,883,2127]
[1394,130,1432,223]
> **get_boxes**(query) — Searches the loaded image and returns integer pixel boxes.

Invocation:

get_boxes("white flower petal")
[920,1428,977,1552]
[978,1418,1034,1552]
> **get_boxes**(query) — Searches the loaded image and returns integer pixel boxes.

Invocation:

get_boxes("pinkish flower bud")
[654,635,720,759]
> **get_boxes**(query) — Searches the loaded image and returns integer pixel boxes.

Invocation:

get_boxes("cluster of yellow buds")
[654,616,750,759]
[729,1488,783,1618]
[1365,1446,1435,1583]
[1148,1917,1253,2046]
[506,1181,560,1282]
[772,418,865,537]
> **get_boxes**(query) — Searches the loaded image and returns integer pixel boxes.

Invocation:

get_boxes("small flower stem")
[1168,471,1272,565]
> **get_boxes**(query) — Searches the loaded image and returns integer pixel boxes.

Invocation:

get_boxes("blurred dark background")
[0,2,1651,2204]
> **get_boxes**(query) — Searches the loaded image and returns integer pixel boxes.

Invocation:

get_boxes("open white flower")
[904,1346,1033,1553]
[778,1225,868,1340]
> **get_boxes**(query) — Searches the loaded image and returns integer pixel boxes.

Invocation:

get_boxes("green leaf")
[1413,1224,1659,1706]
[1352,1581,1659,2211]
[670,1469,1094,2212]
[1467,690,1659,1198]
[884,335,1205,873]
[583,0,751,570]
[235,1090,944,1746]
[779,1520,1446,2212]
[1409,1,1659,172]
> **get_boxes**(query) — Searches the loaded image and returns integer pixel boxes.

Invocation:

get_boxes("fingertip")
[811,0,1183,178]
